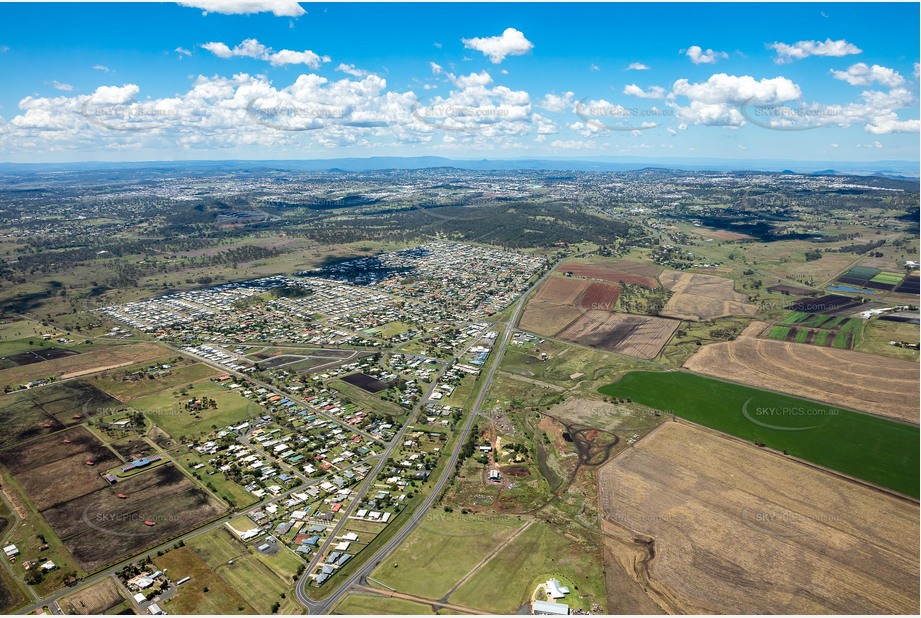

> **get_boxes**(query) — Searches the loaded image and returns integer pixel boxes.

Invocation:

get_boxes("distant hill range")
[1,156,918,178]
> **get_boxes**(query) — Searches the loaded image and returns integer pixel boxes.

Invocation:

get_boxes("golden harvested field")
[0,343,166,389]
[683,333,920,424]
[598,422,920,614]
[531,275,591,304]
[557,311,679,360]
[659,271,757,321]
[519,299,582,337]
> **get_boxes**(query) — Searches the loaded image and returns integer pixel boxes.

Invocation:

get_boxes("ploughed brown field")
[659,271,757,321]
[556,311,680,360]
[598,422,920,614]
[521,273,674,359]
[683,326,920,424]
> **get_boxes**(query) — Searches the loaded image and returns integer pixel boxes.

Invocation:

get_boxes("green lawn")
[599,371,919,497]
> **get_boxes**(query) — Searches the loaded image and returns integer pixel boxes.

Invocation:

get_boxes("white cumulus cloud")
[201,38,329,68]
[176,1,305,17]
[539,91,575,112]
[830,63,904,88]
[624,84,666,99]
[685,46,728,65]
[769,38,862,63]
[462,28,533,64]
[626,62,649,71]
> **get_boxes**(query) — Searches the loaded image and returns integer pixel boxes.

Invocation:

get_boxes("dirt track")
[598,422,920,614]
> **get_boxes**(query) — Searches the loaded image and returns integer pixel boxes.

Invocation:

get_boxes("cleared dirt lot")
[659,271,756,321]
[684,333,920,424]
[598,422,919,614]
[556,311,680,360]
[59,576,126,614]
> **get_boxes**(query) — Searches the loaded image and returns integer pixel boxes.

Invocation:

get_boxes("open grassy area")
[333,593,434,614]
[153,547,254,614]
[856,319,920,361]
[184,525,302,614]
[599,371,919,497]
[448,520,606,613]
[371,513,525,600]
[89,362,218,401]
[131,381,258,440]
[328,378,406,418]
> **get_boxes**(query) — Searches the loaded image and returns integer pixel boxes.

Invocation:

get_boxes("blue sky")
[0,1,918,163]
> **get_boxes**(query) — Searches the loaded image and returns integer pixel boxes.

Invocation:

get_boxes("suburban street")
[297,263,555,614]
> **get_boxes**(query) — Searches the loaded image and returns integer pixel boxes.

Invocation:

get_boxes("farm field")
[658,271,756,321]
[598,422,919,614]
[556,311,679,360]
[765,312,864,349]
[0,343,167,390]
[518,299,583,337]
[0,426,227,571]
[558,259,662,286]
[530,275,591,305]
[598,371,919,497]
[682,331,920,424]
[0,380,120,450]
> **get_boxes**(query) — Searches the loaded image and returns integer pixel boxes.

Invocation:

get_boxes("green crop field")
[793,329,810,343]
[812,331,829,346]
[767,326,791,340]
[599,371,919,497]
[870,271,904,285]
[780,311,810,324]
